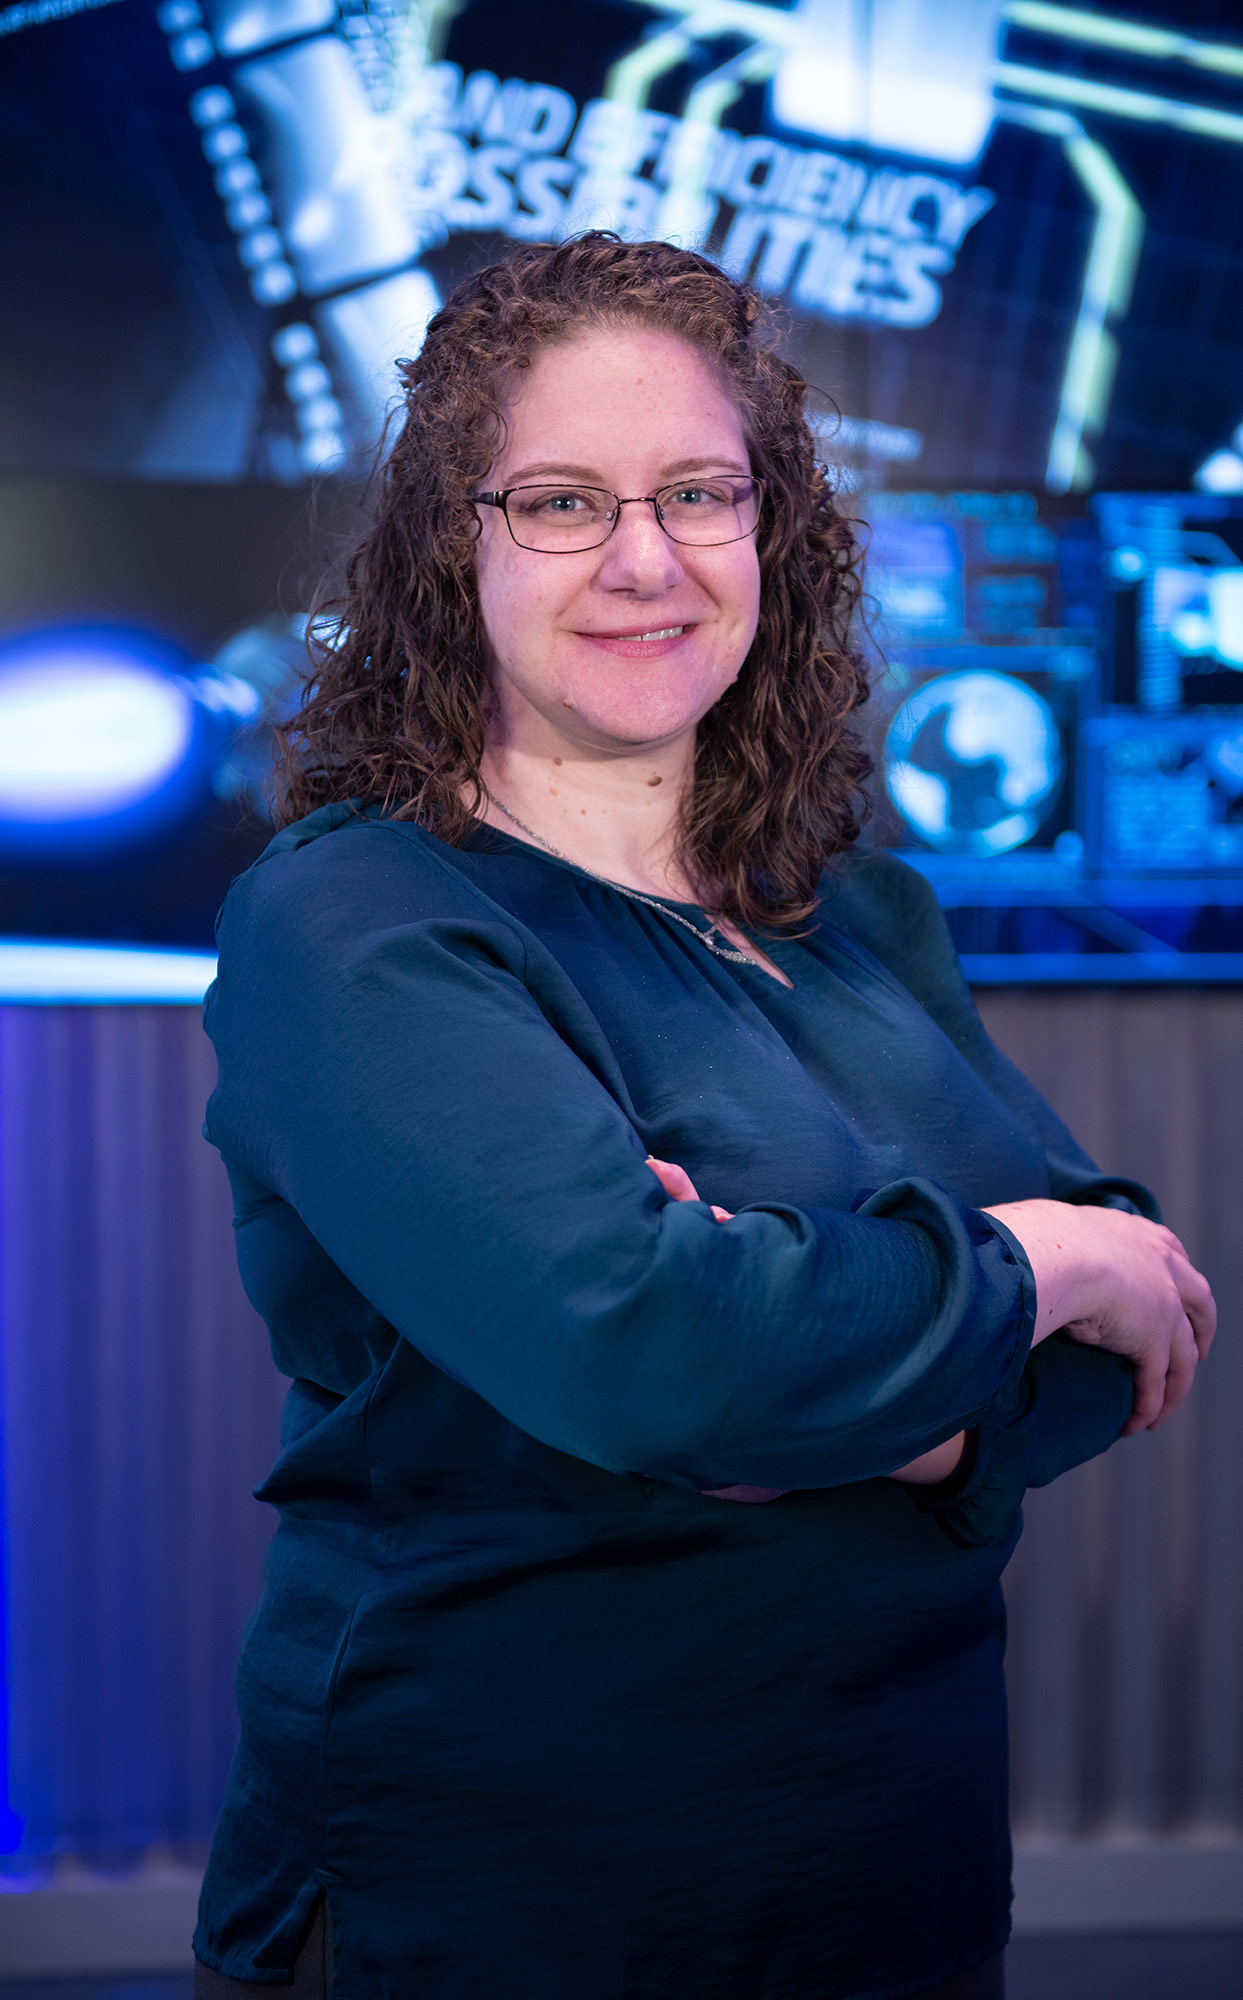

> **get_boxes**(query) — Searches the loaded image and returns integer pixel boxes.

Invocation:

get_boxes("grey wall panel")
[0,1006,285,1862]
[0,992,1239,1864]
[977,991,1243,1839]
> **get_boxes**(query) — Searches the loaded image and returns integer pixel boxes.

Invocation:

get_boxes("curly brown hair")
[275,231,870,932]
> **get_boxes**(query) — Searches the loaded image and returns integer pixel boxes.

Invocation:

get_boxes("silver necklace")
[489,796,752,965]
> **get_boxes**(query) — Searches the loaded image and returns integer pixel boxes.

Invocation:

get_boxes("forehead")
[496,325,748,475]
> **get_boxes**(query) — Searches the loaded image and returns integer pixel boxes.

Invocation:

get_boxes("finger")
[645,1156,701,1204]
[1177,1266,1217,1360]
[1124,1344,1169,1435]
[1148,1314,1200,1429]
[710,1205,733,1223]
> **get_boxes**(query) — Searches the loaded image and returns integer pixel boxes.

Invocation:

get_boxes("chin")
[571,698,714,749]
[556,673,731,747]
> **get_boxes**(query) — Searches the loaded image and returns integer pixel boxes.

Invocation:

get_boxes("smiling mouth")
[588,625,691,643]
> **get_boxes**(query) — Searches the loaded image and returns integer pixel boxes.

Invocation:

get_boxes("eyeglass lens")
[502,479,762,551]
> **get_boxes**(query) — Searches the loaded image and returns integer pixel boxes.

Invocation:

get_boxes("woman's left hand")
[644,1157,967,1489]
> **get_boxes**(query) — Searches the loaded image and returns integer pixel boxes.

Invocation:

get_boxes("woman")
[194,234,1213,2000]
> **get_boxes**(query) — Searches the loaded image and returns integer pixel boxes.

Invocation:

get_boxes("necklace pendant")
[490,795,754,967]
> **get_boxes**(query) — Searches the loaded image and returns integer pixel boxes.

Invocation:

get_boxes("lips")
[580,624,692,642]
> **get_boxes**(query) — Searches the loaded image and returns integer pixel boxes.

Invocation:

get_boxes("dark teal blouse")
[195,805,1144,2000]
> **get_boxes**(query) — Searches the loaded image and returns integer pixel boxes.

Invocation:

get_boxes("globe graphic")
[883,670,1063,856]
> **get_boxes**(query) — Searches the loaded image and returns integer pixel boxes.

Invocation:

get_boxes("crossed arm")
[211,829,1216,1504]
[645,1155,1216,1491]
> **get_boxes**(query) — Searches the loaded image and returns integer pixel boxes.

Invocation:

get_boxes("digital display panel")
[3,0,1243,980]
[863,489,1243,975]
[5,0,1243,493]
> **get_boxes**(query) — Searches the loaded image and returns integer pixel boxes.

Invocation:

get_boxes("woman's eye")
[513,488,597,517]
[669,484,728,508]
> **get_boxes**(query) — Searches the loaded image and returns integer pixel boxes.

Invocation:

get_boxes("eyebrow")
[500,456,751,486]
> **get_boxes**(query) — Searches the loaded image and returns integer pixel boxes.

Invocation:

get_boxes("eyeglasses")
[472,477,765,553]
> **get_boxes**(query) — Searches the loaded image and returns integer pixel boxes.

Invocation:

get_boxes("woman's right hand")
[981,1199,1215,1434]
[646,1155,732,1222]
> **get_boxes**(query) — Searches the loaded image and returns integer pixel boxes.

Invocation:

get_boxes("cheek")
[716,547,762,659]
[476,540,547,668]
[743,544,762,615]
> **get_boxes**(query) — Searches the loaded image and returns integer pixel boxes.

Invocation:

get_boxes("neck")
[477,731,699,901]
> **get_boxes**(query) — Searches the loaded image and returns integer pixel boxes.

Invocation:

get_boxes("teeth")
[627,626,684,642]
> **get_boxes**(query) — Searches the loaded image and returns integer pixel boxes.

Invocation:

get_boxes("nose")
[595,498,686,596]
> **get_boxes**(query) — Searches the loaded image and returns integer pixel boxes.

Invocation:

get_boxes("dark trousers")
[194,1905,1003,1999]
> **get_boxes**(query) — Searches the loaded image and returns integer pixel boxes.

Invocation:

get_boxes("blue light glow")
[1195,449,1243,495]
[0,941,217,1004]
[0,667,190,818]
[0,629,204,842]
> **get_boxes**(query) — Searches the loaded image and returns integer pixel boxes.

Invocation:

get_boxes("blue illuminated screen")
[866,489,1243,979]
[5,0,1243,493]
[2,0,1243,982]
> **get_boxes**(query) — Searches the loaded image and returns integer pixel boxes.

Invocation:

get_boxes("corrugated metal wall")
[0,992,1239,1863]
[979,991,1243,1840]
[0,1007,283,1863]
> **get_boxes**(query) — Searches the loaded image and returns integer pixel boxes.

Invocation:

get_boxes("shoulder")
[213,805,531,998]
[817,849,956,1002]
[826,848,942,922]
[223,805,511,932]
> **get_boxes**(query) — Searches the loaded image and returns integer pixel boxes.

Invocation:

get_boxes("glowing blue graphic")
[869,517,965,639]
[885,669,1063,855]
[1159,565,1243,669]
[1090,716,1243,871]
[772,0,1006,167]
[1195,423,1243,495]
[0,637,194,825]
[235,38,420,294]
[816,416,923,471]
[189,84,298,306]
[207,611,311,816]
[272,319,348,469]
[316,269,440,446]
[0,0,123,39]
[149,1,1243,488]
[1097,494,1243,709]
[202,0,333,59]
[1196,450,1243,495]
[0,940,217,1003]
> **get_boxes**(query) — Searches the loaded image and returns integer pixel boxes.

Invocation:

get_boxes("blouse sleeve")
[826,852,1144,1543]
[907,1336,1134,1549]
[203,818,1036,1495]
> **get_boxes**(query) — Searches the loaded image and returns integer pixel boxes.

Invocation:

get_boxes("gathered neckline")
[458,816,721,918]
[453,817,796,988]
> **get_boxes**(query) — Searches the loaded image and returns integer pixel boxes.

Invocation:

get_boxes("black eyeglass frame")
[471,477,766,552]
